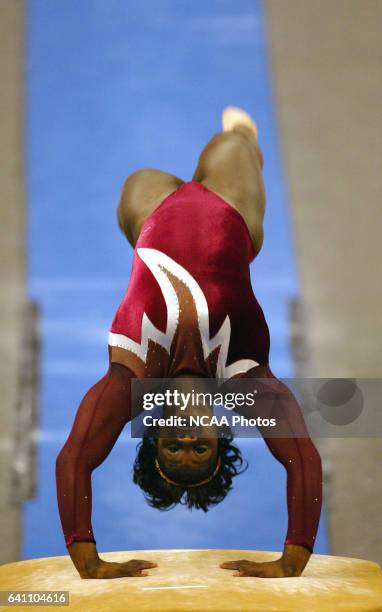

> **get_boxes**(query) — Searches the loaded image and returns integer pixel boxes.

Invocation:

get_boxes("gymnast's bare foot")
[222,106,258,140]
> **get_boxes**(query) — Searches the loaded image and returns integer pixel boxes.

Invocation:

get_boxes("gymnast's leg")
[117,168,184,247]
[192,107,266,256]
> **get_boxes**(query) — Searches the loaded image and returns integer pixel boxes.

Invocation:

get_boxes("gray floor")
[267,0,382,565]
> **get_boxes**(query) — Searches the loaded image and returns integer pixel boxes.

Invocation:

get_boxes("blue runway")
[24,0,328,558]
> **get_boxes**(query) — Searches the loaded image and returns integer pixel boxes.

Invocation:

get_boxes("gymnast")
[56,108,322,579]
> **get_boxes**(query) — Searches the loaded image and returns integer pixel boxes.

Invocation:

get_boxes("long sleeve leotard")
[56,181,322,552]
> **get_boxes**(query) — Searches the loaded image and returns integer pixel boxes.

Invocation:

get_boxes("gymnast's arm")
[221,364,322,578]
[55,362,156,579]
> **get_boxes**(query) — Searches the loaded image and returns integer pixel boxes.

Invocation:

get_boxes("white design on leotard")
[108,247,258,378]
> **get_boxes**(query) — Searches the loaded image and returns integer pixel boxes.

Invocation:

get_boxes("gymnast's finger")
[128,559,158,569]
[220,560,249,569]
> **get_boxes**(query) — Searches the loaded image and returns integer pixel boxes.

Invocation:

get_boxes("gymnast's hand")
[68,543,157,579]
[220,545,311,578]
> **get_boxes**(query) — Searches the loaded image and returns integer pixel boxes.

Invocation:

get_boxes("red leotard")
[56,181,322,552]
[109,181,269,378]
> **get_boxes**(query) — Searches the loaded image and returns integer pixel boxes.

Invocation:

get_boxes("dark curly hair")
[133,434,247,512]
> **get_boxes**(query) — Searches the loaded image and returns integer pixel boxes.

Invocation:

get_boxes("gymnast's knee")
[193,131,255,180]
[117,169,152,238]
[205,129,263,168]
[117,168,182,238]
[119,168,160,207]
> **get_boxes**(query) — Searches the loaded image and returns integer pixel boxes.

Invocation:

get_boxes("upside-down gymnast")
[56,108,322,579]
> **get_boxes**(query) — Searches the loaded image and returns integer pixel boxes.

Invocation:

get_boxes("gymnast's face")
[156,376,219,479]
[157,436,219,476]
